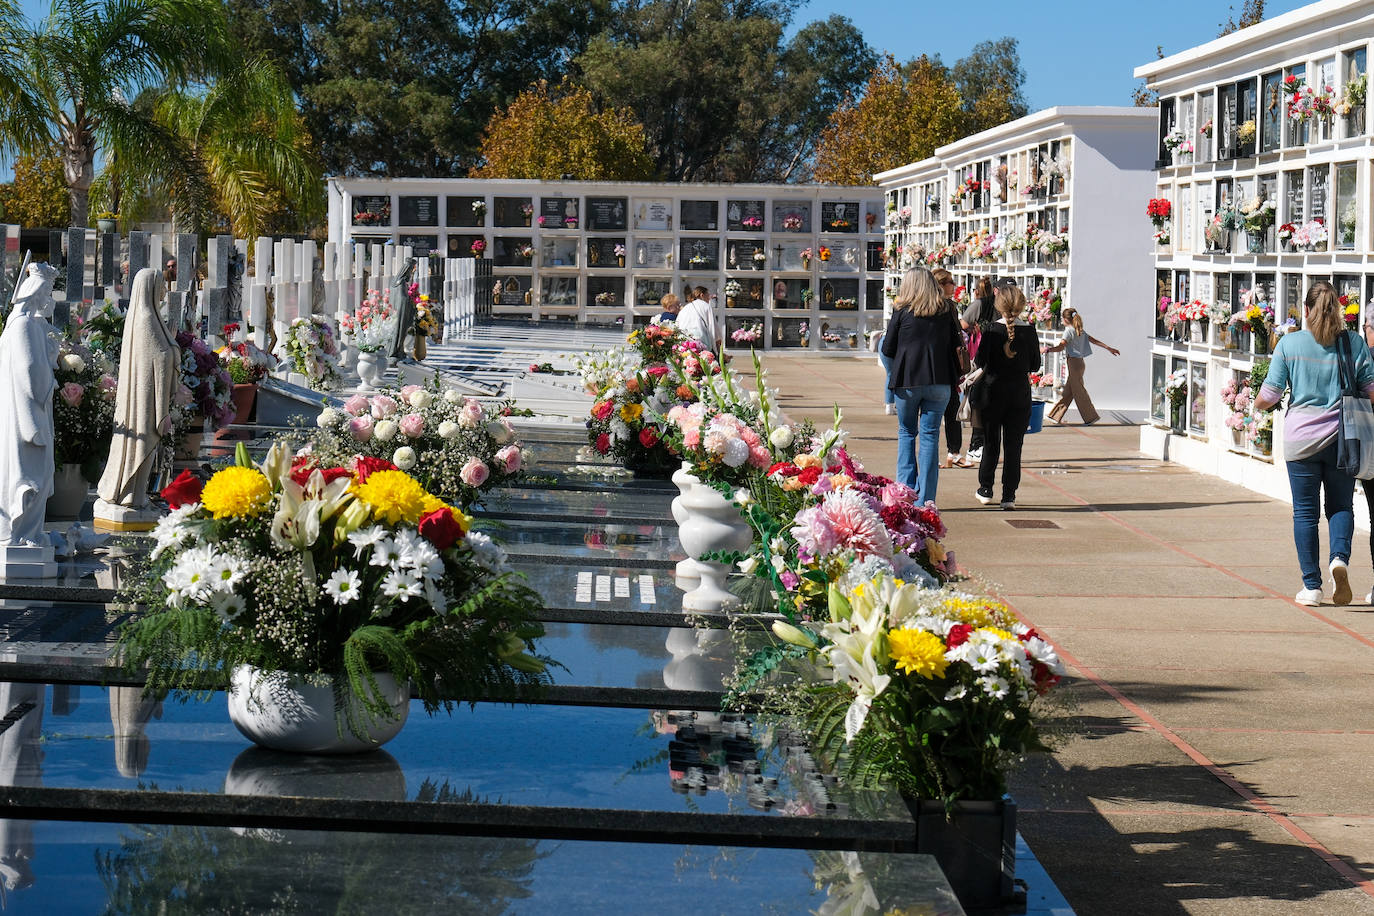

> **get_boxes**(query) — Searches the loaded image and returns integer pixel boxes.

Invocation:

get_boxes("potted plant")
[723,279,742,308]
[118,442,551,754]
[96,211,118,233]
[340,291,397,391]
[284,315,344,392]
[470,238,487,259]
[217,332,274,441]
[614,243,627,268]
[48,339,117,519]
[521,202,534,226]
[471,199,487,222]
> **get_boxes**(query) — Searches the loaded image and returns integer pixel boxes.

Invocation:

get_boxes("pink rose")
[399,413,425,438]
[646,365,669,378]
[460,457,490,487]
[99,374,117,393]
[399,384,422,400]
[59,382,84,407]
[349,415,375,442]
[370,395,398,418]
[496,445,522,473]
[592,400,614,421]
[343,394,370,416]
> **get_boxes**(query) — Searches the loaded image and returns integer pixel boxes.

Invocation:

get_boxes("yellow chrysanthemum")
[421,493,448,515]
[976,626,1015,642]
[354,470,428,526]
[1346,304,1360,317]
[937,596,1007,629]
[619,402,644,422]
[200,467,272,520]
[889,628,949,679]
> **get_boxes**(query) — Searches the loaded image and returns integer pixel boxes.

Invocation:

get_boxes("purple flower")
[779,569,800,590]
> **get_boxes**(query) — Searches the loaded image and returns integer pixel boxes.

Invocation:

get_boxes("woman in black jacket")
[881,267,963,505]
[973,284,1041,510]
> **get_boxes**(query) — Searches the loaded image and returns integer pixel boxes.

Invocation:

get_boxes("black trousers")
[978,399,1032,501]
[1365,482,1374,576]
[944,389,962,453]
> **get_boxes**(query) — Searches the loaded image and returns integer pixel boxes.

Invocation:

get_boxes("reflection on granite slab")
[0,819,964,915]
[488,518,683,568]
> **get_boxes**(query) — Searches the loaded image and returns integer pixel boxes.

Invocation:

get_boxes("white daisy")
[370,538,403,569]
[209,591,246,622]
[381,568,422,601]
[977,675,1011,700]
[348,525,387,559]
[464,531,508,573]
[323,568,362,604]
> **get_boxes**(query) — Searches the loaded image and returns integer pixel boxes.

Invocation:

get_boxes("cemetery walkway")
[761,354,1374,916]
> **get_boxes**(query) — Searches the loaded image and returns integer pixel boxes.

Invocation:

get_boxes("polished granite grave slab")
[488,518,682,568]
[0,683,914,850]
[0,819,967,915]
[479,485,673,526]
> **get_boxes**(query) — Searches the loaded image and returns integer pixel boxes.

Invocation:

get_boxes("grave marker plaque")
[445,195,484,227]
[633,238,672,269]
[493,275,530,307]
[725,238,767,270]
[352,195,391,227]
[493,196,533,228]
[679,199,718,231]
[820,201,859,233]
[726,199,766,232]
[447,234,483,259]
[679,238,720,271]
[772,202,812,233]
[635,277,672,306]
[586,197,628,231]
[586,237,626,268]
[398,195,438,226]
[399,234,439,256]
[633,198,672,230]
[539,197,580,229]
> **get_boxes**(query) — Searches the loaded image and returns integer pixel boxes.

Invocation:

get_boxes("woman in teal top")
[1255,282,1374,607]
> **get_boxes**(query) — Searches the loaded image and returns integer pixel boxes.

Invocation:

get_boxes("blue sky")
[794,0,1310,109]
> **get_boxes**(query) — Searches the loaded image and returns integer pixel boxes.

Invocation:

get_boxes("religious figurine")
[0,262,59,576]
[388,257,417,361]
[94,268,178,531]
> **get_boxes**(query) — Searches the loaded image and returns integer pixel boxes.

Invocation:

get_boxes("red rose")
[639,427,659,447]
[595,433,611,454]
[592,400,614,421]
[946,623,974,648]
[353,456,398,482]
[160,469,203,508]
[418,507,464,550]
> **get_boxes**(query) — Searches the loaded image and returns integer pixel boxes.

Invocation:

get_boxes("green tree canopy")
[472,80,655,181]
[0,153,70,227]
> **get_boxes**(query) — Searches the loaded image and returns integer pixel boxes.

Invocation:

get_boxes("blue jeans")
[1286,441,1354,590]
[877,339,895,405]
[894,385,951,503]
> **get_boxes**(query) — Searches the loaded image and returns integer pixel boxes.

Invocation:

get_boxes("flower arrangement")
[283,316,343,392]
[1229,290,1275,350]
[220,339,274,384]
[1162,127,1187,152]
[752,249,767,264]
[520,202,534,218]
[594,291,618,306]
[828,216,851,230]
[1293,217,1328,251]
[782,215,803,231]
[1153,227,1171,246]
[1200,118,1214,138]
[118,442,550,737]
[818,246,831,262]
[1164,368,1188,407]
[53,336,117,479]
[536,215,547,227]
[470,239,487,257]
[1287,75,1336,123]
[311,385,527,509]
[471,200,487,220]
[1034,231,1068,257]
[340,289,397,353]
[565,217,578,228]
[723,279,743,299]
[899,206,912,223]
[741,216,764,230]
[1220,374,1255,435]
[800,247,813,263]
[865,211,876,229]
[413,295,441,343]
[518,243,535,260]
[833,297,857,310]
[1278,222,1296,243]
[1028,372,1055,390]
[1340,293,1361,328]
[801,287,814,305]
[1205,206,1240,249]
[1238,196,1276,234]
[731,322,763,344]
[1145,197,1172,227]
[1237,119,1257,145]
[1026,294,1052,326]
[1335,74,1367,116]
[1206,301,1232,325]
[613,244,627,259]
[354,203,390,225]
[175,331,236,430]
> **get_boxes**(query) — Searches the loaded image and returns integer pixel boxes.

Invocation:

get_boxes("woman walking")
[1043,307,1120,425]
[882,267,962,504]
[960,277,996,462]
[933,269,971,468]
[973,284,1041,510]
[1255,281,1374,607]
[1361,315,1374,604]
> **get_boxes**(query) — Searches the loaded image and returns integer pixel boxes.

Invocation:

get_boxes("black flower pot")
[905,795,1018,911]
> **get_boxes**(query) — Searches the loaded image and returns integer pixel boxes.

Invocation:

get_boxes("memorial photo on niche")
[586,197,628,232]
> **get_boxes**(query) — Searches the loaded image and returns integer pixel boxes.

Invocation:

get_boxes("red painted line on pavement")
[1022,470,1374,653]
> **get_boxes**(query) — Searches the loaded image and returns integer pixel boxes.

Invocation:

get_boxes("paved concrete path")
[761,353,1374,916]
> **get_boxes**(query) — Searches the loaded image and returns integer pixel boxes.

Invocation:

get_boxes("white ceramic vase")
[670,462,704,586]
[675,478,753,611]
[355,349,383,391]
[227,665,409,754]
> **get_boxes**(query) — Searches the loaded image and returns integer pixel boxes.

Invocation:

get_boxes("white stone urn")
[46,463,88,521]
[227,665,409,754]
[355,349,384,391]
[675,477,753,611]
[670,462,704,586]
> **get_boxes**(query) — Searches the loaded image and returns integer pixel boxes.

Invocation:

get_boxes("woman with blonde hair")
[1256,281,1374,607]
[1043,306,1119,425]
[881,267,962,504]
[972,283,1041,509]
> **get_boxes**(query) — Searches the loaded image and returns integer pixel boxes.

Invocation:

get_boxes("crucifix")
[774,245,784,270]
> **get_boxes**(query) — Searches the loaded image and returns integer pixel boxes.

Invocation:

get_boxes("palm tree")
[3,0,234,227]
[144,57,323,238]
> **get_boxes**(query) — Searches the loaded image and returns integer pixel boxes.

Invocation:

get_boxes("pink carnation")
[460,457,490,486]
[496,444,522,473]
[99,374,117,393]
[683,428,701,450]
[370,395,398,418]
[343,394,370,416]
[747,444,771,468]
[349,415,375,441]
[59,382,84,407]
[399,413,425,438]
[646,365,670,378]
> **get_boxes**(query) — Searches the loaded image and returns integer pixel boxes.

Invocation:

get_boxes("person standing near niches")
[676,286,720,351]
[870,322,895,415]
[1361,315,1374,604]
[882,267,962,505]
[1043,307,1120,425]
[1255,282,1374,607]
[654,293,681,325]
[960,276,996,463]
[974,284,1041,510]
[932,268,970,469]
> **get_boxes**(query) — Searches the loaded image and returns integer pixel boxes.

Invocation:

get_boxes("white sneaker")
[1295,588,1323,607]
[1330,558,1352,606]
[1000,500,1016,510]
[884,403,895,415]
[1367,590,1373,605]
[975,489,995,505]
[967,447,983,462]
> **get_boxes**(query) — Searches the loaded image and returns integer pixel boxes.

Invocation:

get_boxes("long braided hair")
[994,285,1027,359]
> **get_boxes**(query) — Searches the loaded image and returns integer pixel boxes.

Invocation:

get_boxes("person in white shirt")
[675,286,720,351]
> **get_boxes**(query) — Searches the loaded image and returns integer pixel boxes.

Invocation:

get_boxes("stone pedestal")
[93,499,160,532]
[0,544,56,578]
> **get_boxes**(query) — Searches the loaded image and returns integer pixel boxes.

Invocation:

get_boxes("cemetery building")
[1135,0,1374,501]
[327,178,885,351]
[874,106,1160,420]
